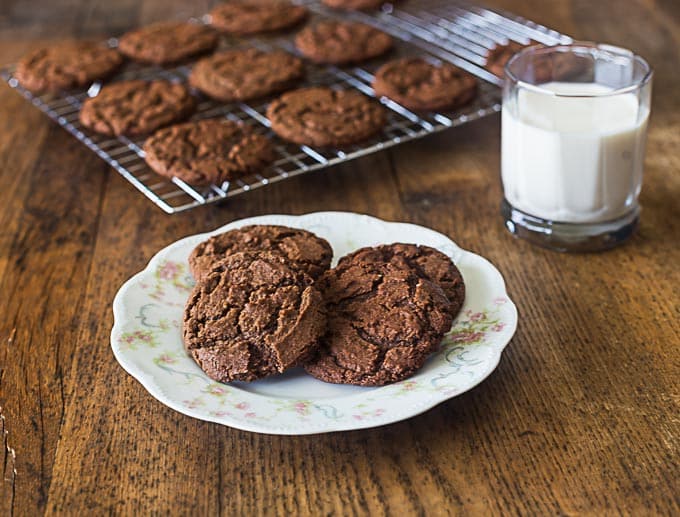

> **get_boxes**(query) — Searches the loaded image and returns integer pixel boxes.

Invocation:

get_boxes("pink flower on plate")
[469,312,485,322]
[294,402,309,415]
[374,409,385,416]
[401,381,418,391]
[492,323,506,332]
[157,353,177,365]
[159,261,179,280]
[494,297,508,305]
[450,331,485,343]
[244,412,256,419]
[465,331,485,342]
[353,415,364,421]
[235,402,249,410]
[184,398,203,409]
[207,385,228,396]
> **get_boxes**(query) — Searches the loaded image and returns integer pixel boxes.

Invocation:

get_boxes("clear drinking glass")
[501,42,652,251]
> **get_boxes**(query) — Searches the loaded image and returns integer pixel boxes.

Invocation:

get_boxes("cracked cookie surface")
[295,21,392,64]
[143,119,274,186]
[338,243,465,318]
[210,0,308,35]
[189,224,332,282]
[79,80,195,136]
[372,57,477,111]
[189,48,304,102]
[266,87,386,147]
[304,260,453,386]
[183,251,326,383]
[118,21,218,65]
[15,41,123,93]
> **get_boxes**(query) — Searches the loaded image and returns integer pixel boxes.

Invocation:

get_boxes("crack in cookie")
[184,252,326,383]
[189,225,333,283]
[305,260,453,386]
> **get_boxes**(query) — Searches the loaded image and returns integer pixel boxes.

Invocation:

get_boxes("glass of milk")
[501,43,652,251]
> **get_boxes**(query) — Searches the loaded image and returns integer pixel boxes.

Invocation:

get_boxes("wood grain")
[0,0,678,515]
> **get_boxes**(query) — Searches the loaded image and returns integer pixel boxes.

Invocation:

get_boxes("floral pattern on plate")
[111,212,518,435]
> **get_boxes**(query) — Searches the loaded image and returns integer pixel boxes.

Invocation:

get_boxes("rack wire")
[0,0,570,214]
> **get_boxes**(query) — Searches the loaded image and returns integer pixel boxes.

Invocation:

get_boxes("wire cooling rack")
[1,0,571,214]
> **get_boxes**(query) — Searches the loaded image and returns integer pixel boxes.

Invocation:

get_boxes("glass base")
[501,200,639,252]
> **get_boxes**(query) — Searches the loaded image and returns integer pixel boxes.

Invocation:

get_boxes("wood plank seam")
[1,326,17,517]
[386,151,408,208]
[1,408,17,517]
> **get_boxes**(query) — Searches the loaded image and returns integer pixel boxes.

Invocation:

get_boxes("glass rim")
[504,41,653,98]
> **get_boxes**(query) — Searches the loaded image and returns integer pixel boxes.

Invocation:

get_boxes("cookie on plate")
[79,80,195,136]
[209,0,308,35]
[295,21,393,65]
[372,57,477,111]
[118,21,219,65]
[189,224,333,282]
[183,251,326,383]
[143,119,274,186]
[338,243,465,318]
[14,41,123,93]
[266,87,386,147]
[189,48,305,102]
[305,260,453,386]
[322,0,384,10]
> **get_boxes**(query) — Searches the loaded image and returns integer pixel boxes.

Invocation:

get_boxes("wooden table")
[1,1,678,514]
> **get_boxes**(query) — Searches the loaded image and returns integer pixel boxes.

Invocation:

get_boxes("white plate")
[111,212,517,435]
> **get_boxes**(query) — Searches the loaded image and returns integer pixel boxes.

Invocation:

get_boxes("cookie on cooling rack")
[189,224,333,282]
[322,0,384,10]
[304,260,453,386]
[79,80,195,136]
[209,0,308,35]
[14,41,123,94]
[189,48,305,102]
[485,40,528,78]
[372,57,478,111]
[143,119,275,186]
[118,21,219,65]
[295,21,393,65]
[337,243,466,318]
[183,251,326,383]
[266,87,386,147]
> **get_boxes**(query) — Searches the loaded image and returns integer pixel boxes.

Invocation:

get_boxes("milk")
[501,82,649,223]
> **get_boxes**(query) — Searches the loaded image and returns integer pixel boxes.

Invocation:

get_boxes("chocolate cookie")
[322,0,384,9]
[189,224,333,282]
[143,119,274,186]
[295,21,393,65]
[266,87,386,147]
[79,80,195,136]
[372,57,477,112]
[183,251,325,383]
[14,41,123,94]
[338,243,465,318]
[305,260,453,386]
[118,21,219,65]
[209,0,308,35]
[189,49,304,102]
